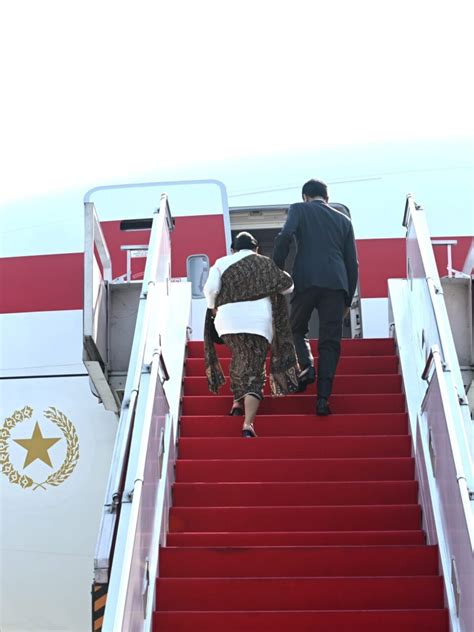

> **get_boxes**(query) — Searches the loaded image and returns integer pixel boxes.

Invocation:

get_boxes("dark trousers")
[290,287,346,399]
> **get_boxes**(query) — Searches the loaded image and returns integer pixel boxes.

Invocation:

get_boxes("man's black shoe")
[296,366,316,392]
[316,397,331,416]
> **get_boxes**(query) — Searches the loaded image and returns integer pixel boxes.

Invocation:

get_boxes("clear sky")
[0,0,473,206]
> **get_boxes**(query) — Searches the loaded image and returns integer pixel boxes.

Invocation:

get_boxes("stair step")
[178,436,411,459]
[159,545,439,577]
[176,457,415,482]
[180,413,409,437]
[167,530,426,547]
[169,505,421,532]
[154,337,448,631]
[186,337,396,357]
[156,576,444,610]
[182,394,406,415]
[185,355,399,375]
[154,609,448,631]
[184,374,402,395]
[172,481,419,507]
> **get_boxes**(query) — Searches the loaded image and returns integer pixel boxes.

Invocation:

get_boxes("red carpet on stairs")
[153,338,448,631]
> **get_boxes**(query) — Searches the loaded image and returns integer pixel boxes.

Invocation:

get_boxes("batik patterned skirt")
[221,333,270,401]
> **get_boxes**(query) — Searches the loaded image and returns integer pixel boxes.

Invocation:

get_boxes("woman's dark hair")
[302,179,328,200]
[232,231,258,251]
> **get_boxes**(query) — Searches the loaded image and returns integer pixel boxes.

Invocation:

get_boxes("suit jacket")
[273,200,359,306]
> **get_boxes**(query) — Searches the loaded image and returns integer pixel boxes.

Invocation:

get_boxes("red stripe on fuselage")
[357,236,472,297]
[0,234,471,314]
[0,253,83,314]
[357,239,406,298]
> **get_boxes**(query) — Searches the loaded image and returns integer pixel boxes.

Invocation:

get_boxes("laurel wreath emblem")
[0,406,80,490]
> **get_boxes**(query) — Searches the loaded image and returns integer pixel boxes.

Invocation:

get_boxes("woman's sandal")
[242,424,257,438]
[229,404,244,416]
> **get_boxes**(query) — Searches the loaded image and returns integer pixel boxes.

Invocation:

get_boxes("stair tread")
[167,531,426,546]
[183,374,403,395]
[178,436,412,459]
[180,413,409,436]
[154,609,448,632]
[160,544,439,577]
[176,457,415,482]
[153,339,448,631]
[169,505,421,533]
[172,480,419,506]
[185,356,399,376]
[156,576,444,610]
[182,393,406,415]
[186,338,396,357]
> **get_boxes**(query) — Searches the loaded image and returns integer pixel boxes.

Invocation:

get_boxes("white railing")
[94,191,193,631]
[93,193,172,585]
[119,244,149,282]
[83,201,112,295]
[104,350,170,632]
[101,194,173,631]
[418,347,474,631]
[93,194,173,586]
[401,195,473,457]
[462,238,474,277]
[389,194,474,632]
[83,202,118,411]
[431,239,458,278]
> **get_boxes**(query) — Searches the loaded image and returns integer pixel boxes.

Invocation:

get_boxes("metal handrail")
[431,240,458,278]
[83,202,112,338]
[108,353,163,627]
[94,388,138,583]
[120,245,149,283]
[402,192,473,467]
[405,195,470,379]
[93,194,173,585]
[83,201,118,411]
[462,238,474,276]
[419,344,474,630]
[407,195,473,469]
[405,191,474,475]
[396,196,474,630]
[422,345,474,500]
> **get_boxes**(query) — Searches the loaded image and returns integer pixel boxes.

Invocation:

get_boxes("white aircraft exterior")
[0,138,472,631]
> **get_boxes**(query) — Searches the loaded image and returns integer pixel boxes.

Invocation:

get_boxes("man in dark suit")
[273,179,358,416]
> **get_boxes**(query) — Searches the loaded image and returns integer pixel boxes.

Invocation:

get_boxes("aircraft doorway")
[229,205,361,339]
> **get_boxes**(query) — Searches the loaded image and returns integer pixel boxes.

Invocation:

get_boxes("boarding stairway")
[88,192,473,632]
[153,338,448,631]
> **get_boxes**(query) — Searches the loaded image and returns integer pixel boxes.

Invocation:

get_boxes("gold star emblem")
[13,422,61,469]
